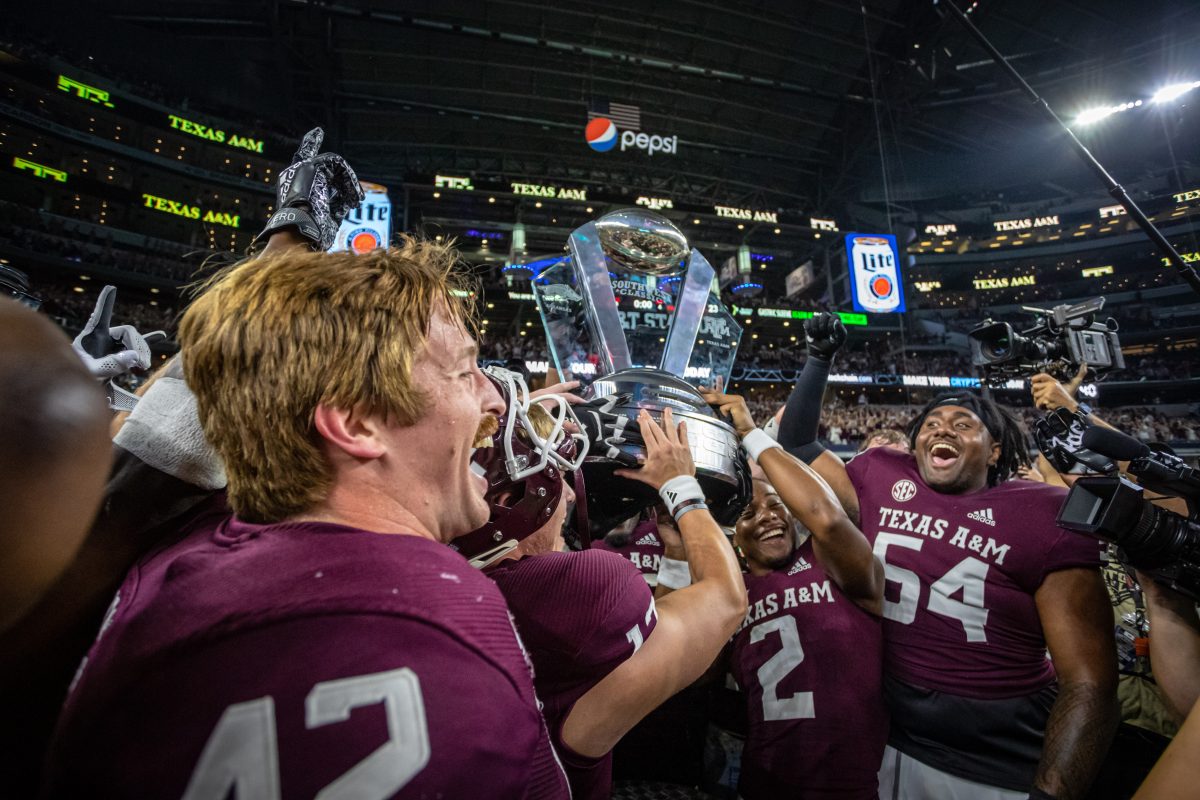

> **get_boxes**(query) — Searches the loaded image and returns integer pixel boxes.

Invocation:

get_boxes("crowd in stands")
[740,390,1200,451]
[0,202,208,284]
[33,282,177,337]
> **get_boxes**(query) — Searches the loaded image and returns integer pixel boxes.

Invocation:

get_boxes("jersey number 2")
[751,616,815,721]
[873,532,991,642]
[181,667,430,800]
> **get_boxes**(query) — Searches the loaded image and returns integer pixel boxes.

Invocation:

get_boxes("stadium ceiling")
[16,0,1200,211]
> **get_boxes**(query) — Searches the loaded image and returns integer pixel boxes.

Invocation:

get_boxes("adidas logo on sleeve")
[966,508,996,527]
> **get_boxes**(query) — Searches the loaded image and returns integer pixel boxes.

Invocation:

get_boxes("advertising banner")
[331,182,391,254]
[845,232,905,313]
[785,260,815,297]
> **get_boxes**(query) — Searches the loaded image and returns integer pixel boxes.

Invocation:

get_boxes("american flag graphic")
[587,97,641,131]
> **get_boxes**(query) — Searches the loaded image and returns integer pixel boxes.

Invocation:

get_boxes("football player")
[43,133,572,795]
[590,509,667,585]
[0,296,110,634]
[696,390,887,799]
[793,390,1118,800]
[452,370,747,800]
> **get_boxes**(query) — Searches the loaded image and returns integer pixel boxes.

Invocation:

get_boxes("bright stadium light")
[1152,80,1200,104]
[1074,100,1141,127]
[1075,106,1116,125]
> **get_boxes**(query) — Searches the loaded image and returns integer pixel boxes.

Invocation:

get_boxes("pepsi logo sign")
[586,118,618,152]
[585,117,677,156]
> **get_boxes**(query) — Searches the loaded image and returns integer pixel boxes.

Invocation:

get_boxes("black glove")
[803,312,847,362]
[577,395,644,467]
[1032,408,1116,475]
[255,127,364,251]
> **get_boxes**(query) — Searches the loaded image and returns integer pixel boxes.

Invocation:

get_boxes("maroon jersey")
[730,542,888,799]
[846,446,1103,698]
[491,548,657,800]
[590,518,664,583]
[45,516,569,799]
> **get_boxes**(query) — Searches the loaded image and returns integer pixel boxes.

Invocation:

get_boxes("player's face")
[734,481,796,572]
[522,477,574,556]
[913,405,999,495]
[394,307,505,539]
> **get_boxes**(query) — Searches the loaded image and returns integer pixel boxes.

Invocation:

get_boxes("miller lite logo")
[846,232,906,313]
[891,479,917,502]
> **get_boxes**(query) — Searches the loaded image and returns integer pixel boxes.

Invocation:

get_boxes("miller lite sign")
[332,181,392,254]
[845,232,905,313]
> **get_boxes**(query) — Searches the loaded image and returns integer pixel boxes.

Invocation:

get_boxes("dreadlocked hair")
[907,392,1030,487]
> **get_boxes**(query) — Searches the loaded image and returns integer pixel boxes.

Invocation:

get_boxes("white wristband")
[657,557,693,590]
[742,428,783,461]
[659,475,704,510]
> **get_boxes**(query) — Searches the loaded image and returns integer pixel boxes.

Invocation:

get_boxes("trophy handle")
[660,248,716,378]
[568,222,633,373]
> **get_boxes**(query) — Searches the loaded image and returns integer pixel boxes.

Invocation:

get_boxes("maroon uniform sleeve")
[1038,525,1104,583]
[47,614,557,800]
[496,550,657,689]
[845,447,880,496]
[493,550,658,800]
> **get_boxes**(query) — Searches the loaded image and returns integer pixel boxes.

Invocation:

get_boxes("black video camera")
[968,297,1123,387]
[1057,425,1200,600]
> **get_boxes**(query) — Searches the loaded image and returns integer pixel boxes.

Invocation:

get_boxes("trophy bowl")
[529,208,749,537]
[595,209,689,276]
[582,367,749,535]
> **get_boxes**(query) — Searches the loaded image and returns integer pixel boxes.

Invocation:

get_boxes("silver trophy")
[531,209,749,531]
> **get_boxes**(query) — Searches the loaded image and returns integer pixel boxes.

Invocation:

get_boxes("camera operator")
[1136,576,1200,723]
[1029,367,1200,797]
[1133,577,1200,798]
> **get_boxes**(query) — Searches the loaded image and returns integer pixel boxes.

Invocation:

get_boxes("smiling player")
[813,392,1118,800]
[700,387,886,800]
[43,242,572,799]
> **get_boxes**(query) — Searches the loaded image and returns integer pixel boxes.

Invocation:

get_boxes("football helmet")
[451,367,589,569]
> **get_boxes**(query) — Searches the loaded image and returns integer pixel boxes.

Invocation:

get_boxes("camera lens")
[985,336,1010,359]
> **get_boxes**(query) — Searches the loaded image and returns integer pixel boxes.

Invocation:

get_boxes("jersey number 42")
[182,667,430,799]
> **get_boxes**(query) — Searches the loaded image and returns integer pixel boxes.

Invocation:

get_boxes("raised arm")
[704,389,881,614]
[772,313,860,523]
[561,408,747,758]
[1032,566,1119,799]
[776,312,845,459]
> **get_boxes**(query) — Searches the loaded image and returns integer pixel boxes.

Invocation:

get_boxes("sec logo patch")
[891,479,917,502]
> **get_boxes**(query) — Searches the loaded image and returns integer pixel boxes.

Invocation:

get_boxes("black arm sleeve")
[777,356,831,463]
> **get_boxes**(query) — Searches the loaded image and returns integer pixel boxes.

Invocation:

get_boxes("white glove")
[72,285,165,380]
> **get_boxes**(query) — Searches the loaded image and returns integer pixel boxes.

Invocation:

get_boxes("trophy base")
[582,368,749,536]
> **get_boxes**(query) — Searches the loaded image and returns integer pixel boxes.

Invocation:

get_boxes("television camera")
[1055,420,1200,600]
[968,297,1123,387]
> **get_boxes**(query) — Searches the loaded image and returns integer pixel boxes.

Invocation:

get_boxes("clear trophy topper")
[530,209,749,532]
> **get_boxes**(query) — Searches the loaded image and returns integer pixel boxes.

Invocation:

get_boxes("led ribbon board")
[57,75,114,108]
[12,157,67,182]
[142,193,240,228]
[167,114,264,154]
